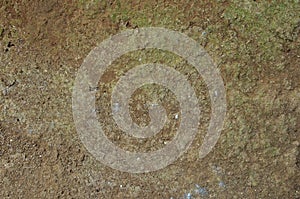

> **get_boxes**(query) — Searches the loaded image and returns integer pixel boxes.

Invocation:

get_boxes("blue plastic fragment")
[219,181,226,188]
[185,192,192,199]
[195,184,208,196]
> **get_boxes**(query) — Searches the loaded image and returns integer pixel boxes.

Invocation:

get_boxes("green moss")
[222,1,300,67]
[264,146,280,157]
[107,1,185,29]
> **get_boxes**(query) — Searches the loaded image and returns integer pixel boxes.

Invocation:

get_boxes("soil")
[0,0,299,198]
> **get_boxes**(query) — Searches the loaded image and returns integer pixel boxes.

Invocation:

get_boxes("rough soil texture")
[0,0,299,198]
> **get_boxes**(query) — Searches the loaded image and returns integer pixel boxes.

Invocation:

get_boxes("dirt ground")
[0,0,299,198]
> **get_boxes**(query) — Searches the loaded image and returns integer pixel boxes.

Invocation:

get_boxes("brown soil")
[0,0,299,198]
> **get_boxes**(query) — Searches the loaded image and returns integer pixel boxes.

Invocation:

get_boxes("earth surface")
[0,0,299,198]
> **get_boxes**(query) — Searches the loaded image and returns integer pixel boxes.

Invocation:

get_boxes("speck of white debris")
[175,114,179,119]
[107,181,112,186]
[186,193,192,199]
[214,90,218,96]
[112,102,120,112]
[138,57,142,61]
[120,184,123,188]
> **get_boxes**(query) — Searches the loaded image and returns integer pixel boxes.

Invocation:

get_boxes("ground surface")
[0,0,299,198]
